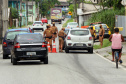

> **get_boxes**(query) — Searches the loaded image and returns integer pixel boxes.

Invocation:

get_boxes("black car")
[2,28,32,59]
[11,33,48,65]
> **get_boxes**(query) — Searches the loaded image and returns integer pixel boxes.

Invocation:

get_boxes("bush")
[88,8,125,33]
[11,7,19,19]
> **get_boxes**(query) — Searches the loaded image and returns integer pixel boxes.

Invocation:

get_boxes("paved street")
[0,19,126,84]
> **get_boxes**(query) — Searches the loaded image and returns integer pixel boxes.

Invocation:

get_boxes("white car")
[66,22,79,28]
[30,21,44,32]
[64,28,93,53]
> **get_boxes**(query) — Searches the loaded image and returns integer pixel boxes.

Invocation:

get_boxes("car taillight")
[89,37,92,40]
[41,24,43,26]
[14,43,20,48]
[42,42,47,47]
[3,42,7,47]
[67,36,71,40]
[33,24,35,26]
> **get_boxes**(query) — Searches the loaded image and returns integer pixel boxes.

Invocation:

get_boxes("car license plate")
[76,43,83,46]
[27,52,36,55]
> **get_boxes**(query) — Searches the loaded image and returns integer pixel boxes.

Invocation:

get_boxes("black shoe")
[119,59,123,64]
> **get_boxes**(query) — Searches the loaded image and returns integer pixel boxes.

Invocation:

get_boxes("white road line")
[94,51,126,71]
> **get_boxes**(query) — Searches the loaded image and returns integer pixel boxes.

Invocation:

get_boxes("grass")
[93,39,112,49]
[62,18,74,27]
[84,1,93,4]
[28,22,33,25]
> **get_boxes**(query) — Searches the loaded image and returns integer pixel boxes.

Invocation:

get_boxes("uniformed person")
[51,22,58,42]
[89,26,95,42]
[99,25,105,48]
[58,28,67,52]
[43,24,53,51]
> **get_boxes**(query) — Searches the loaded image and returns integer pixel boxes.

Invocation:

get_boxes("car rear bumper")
[13,48,48,60]
[3,48,11,55]
[66,46,92,50]
[51,19,62,22]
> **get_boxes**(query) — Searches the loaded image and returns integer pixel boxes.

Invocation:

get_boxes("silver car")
[66,22,79,28]
[65,28,93,53]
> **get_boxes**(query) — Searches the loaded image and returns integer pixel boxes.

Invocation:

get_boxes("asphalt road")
[0,19,126,84]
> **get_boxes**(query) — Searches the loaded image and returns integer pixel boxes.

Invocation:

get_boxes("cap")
[52,22,55,24]
[62,28,65,30]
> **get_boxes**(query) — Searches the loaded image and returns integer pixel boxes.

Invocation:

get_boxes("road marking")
[94,51,126,71]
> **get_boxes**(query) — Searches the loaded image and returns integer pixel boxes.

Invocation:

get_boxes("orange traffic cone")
[47,41,51,53]
[52,41,57,53]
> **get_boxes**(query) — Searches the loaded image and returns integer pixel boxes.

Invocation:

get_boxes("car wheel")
[13,58,17,65]
[88,47,93,54]
[65,48,69,53]
[44,57,48,64]
[3,54,8,59]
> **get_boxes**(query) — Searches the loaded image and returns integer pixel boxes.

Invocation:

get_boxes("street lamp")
[121,0,126,16]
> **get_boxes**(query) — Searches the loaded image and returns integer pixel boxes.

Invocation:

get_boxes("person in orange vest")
[43,24,53,51]
[58,28,67,52]
[51,22,58,42]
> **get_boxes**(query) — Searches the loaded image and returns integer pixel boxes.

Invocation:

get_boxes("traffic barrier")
[47,41,51,53]
[52,41,57,53]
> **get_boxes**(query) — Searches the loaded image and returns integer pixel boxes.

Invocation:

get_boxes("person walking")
[58,28,67,52]
[43,24,53,52]
[99,25,105,48]
[109,28,124,63]
[89,26,95,42]
[51,22,58,42]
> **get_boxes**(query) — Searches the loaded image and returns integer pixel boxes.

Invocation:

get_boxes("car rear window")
[34,22,41,24]
[69,23,78,25]
[6,31,28,40]
[70,30,89,36]
[17,34,43,43]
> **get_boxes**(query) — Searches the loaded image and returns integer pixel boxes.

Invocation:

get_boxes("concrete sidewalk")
[0,44,2,54]
[94,42,126,67]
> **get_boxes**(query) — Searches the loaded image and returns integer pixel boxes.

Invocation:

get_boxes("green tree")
[11,7,19,19]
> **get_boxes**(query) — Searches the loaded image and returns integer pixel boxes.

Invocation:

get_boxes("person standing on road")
[51,22,58,42]
[99,25,105,48]
[58,28,67,52]
[89,26,95,42]
[109,28,124,63]
[43,24,53,51]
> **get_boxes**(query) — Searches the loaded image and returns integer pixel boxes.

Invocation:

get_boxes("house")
[8,0,27,26]
[77,3,102,27]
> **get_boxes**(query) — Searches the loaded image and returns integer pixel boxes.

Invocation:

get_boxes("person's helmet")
[52,22,55,24]
[46,24,50,28]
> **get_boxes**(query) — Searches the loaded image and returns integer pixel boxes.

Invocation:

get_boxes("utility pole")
[20,0,22,27]
[74,0,77,22]
[26,0,28,25]
[32,0,33,22]
[0,0,3,44]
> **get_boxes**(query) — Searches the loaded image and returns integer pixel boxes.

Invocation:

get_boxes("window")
[29,5,33,9]
[70,30,89,36]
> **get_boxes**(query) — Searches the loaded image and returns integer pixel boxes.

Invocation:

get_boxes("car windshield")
[68,23,78,25]
[102,25,107,29]
[34,22,41,24]
[95,26,100,30]
[70,30,89,36]
[6,31,28,40]
[17,34,43,43]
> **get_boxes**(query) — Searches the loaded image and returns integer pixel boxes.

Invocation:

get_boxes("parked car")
[66,22,79,28]
[41,18,48,24]
[88,24,111,40]
[2,28,32,59]
[30,21,44,32]
[64,28,93,53]
[11,33,48,65]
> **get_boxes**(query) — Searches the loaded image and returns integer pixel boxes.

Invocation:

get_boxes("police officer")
[43,24,53,51]
[89,26,95,42]
[58,28,67,52]
[99,25,105,48]
[51,22,58,42]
